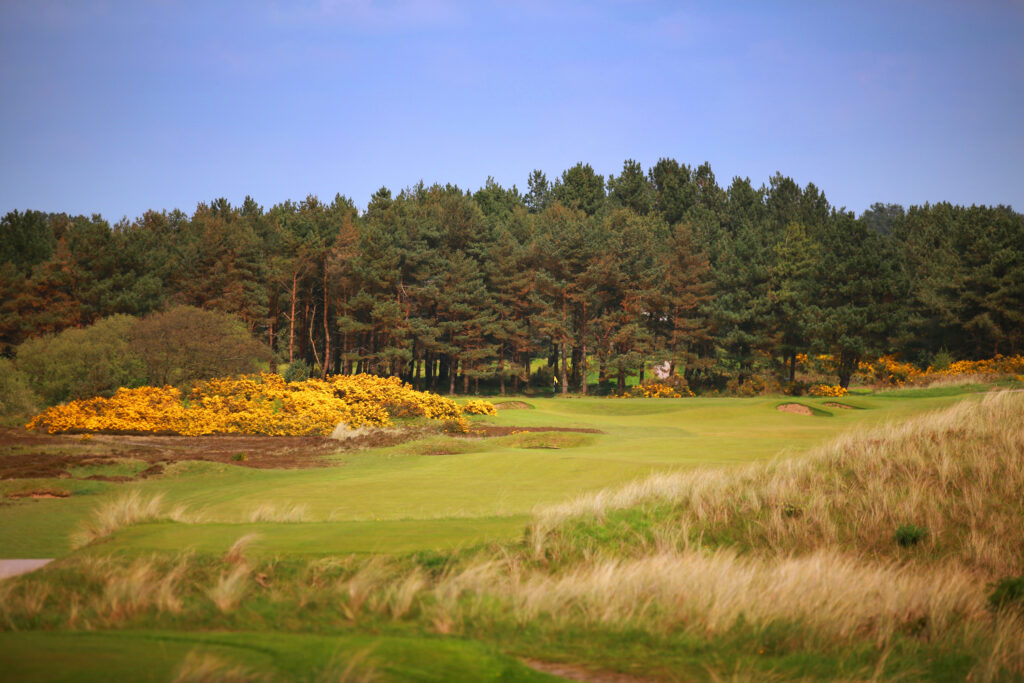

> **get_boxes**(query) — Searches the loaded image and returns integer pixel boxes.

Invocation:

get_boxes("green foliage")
[281,359,311,382]
[15,314,147,404]
[987,575,1024,612]
[895,524,927,547]
[129,306,271,386]
[0,357,41,420]
[3,161,1023,395]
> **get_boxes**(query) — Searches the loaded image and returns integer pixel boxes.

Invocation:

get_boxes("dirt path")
[522,659,655,683]
[0,559,52,580]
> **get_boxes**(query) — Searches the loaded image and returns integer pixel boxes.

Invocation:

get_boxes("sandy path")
[0,559,53,580]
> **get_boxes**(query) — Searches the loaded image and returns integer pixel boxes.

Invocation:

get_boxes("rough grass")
[71,490,200,549]
[531,390,1024,576]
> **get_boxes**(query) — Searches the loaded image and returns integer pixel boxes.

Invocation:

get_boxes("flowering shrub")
[856,356,922,387]
[611,382,693,399]
[441,417,471,434]
[462,399,497,416]
[855,354,1024,387]
[808,384,849,397]
[26,373,466,436]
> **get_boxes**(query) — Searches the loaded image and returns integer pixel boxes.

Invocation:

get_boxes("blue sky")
[1,0,1022,221]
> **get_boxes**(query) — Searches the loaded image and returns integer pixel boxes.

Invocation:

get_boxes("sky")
[1,0,1022,221]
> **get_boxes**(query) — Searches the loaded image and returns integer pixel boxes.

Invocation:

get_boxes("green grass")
[0,630,558,682]
[0,385,1010,681]
[0,390,983,559]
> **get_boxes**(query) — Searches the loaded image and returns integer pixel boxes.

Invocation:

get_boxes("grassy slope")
[0,390,981,558]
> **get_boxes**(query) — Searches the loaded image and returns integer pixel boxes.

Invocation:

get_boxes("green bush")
[988,575,1024,612]
[282,358,311,382]
[895,524,927,547]
[129,306,271,386]
[0,357,41,420]
[15,315,147,404]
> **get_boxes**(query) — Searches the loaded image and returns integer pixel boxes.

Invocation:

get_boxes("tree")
[0,210,54,272]
[607,159,654,215]
[811,212,901,387]
[129,306,271,386]
[552,162,606,216]
[15,315,147,404]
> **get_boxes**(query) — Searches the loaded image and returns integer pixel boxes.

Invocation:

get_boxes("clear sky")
[1,0,1022,221]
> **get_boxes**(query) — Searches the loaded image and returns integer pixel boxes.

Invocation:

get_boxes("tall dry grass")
[172,650,271,683]
[72,490,200,548]
[531,390,1024,576]
[247,503,308,523]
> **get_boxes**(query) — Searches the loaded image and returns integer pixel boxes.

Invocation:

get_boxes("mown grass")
[2,387,1021,680]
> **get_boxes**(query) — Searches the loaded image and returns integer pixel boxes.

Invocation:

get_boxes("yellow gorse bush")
[856,354,1024,387]
[808,384,849,397]
[611,383,692,399]
[462,399,498,416]
[25,373,485,436]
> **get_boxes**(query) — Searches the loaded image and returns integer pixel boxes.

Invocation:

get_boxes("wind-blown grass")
[531,390,1024,576]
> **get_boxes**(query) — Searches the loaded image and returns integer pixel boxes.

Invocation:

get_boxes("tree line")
[2,159,1022,393]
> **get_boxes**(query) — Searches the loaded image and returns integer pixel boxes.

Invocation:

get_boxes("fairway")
[0,390,981,558]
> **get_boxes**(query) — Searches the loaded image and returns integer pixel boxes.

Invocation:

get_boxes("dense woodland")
[2,159,1023,395]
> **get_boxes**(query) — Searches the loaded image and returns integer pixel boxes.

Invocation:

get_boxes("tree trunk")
[580,341,587,395]
[499,346,506,396]
[288,271,298,363]
[449,358,457,395]
[322,267,330,377]
[560,342,568,395]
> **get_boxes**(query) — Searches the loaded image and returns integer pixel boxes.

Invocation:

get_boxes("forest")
[2,159,1022,397]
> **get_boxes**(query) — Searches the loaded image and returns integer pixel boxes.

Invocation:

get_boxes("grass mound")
[532,391,1024,576]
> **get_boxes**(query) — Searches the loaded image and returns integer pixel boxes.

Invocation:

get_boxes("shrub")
[895,524,927,547]
[15,315,148,404]
[0,358,41,420]
[462,399,497,416]
[809,384,849,397]
[611,382,688,399]
[129,306,271,386]
[441,417,470,434]
[987,575,1024,612]
[282,359,311,382]
[27,372,464,436]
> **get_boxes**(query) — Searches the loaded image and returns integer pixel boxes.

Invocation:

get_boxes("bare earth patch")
[0,424,601,480]
[0,428,346,479]
[522,659,654,683]
[777,403,813,416]
[8,488,71,499]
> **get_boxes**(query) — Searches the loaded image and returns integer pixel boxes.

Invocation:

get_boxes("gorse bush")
[808,384,849,397]
[462,399,497,416]
[26,373,490,436]
[611,382,691,398]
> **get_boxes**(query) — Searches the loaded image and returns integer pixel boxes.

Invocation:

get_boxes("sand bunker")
[494,400,531,410]
[777,403,813,416]
[824,402,856,409]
